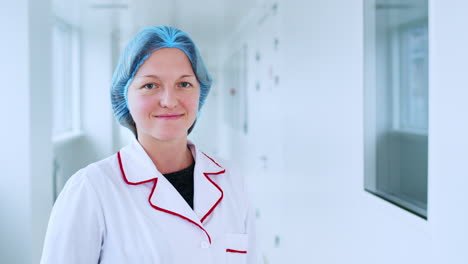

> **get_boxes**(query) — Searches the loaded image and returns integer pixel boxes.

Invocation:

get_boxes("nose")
[159,87,178,108]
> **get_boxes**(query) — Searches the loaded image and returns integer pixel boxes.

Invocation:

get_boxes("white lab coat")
[40,138,261,264]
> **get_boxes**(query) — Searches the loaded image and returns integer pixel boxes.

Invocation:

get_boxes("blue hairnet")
[110,25,213,135]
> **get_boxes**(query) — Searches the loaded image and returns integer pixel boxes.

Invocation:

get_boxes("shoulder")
[200,151,229,170]
[218,156,247,192]
[199,150,248,195]
[198,151,254,221]
[85,153,120,179]
[199,151,233,174]
[60,153,121,198]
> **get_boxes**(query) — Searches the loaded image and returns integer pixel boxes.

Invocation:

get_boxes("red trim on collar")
[117,151,212,244]
[226,249,247,254]
[202,152,223,168]
[117,152,156,185]
[149,178,212,244]
[199,152,225,223]
[200,170,225,223]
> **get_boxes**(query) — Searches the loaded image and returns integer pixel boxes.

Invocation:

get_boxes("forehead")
[135,48,194,77]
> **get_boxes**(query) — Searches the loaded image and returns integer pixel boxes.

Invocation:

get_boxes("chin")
[152,131,187,142]
[138,125,190,142]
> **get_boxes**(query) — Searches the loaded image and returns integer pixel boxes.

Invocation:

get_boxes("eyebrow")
[138,74,195,79]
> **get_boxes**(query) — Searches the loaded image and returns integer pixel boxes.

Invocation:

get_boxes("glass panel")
[52,19,80,137]
[364,0,429,218]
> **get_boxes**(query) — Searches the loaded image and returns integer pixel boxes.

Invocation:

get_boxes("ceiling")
[53,0,259,68]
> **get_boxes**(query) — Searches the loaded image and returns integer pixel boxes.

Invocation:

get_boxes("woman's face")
[127,48,200,143]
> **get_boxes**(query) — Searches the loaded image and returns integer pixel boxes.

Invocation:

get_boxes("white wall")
[429,0,468,262]
[219,0,468,263]
[0,0,53,263]
[278,1,431,262]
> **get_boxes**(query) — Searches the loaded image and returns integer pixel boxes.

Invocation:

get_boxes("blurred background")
[1,0,468,263]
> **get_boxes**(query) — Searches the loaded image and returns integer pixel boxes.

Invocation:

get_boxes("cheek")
[185,93,200,114]
[128,95,157,119]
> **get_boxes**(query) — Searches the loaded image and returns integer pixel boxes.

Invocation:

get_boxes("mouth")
[154,113,185,120]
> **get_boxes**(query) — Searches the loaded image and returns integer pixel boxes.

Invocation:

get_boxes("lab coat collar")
[117,137,225,242]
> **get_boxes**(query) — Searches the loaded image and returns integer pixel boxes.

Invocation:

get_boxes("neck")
[138,136,193,174]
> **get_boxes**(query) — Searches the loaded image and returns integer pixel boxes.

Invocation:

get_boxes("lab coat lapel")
[148,176,202,227]
[118,137,159,185]
[118,138,202,227]
[189,143,226,224]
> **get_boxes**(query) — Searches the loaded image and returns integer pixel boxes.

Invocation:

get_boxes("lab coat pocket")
[225,233,248,264]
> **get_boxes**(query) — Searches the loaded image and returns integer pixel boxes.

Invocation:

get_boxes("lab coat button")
[201,241,210,248]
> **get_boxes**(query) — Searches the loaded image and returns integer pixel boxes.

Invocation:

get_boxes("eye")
[179,81,192,88]
[143,83,156,89]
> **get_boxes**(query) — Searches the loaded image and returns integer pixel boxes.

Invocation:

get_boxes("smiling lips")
[154,113,184,120]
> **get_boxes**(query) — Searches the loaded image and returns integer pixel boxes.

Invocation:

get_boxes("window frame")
[51,16,82,142]
[363,0,429,219]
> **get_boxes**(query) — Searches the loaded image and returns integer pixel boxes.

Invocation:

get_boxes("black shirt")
[163,162,195,209]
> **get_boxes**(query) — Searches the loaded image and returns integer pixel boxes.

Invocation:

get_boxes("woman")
[41,26,260,264]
